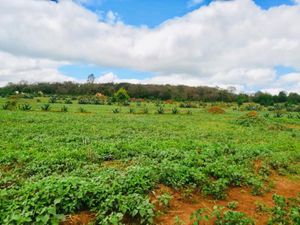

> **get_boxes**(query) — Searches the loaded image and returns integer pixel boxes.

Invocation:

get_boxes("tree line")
[0,82,299,105]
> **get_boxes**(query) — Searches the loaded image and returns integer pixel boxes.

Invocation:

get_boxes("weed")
[41,104,51,111]
[61,105,68,112]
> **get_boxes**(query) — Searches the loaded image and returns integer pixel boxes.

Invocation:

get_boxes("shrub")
[78,107,87,113]
[129,108,135,114]
[61,105,68,112]
[64,99,72,104]
[236,111,265,127]
[41,104,51,111]
[49,96,57,103]
[2,103,9,110]
[2,101,16,110]
[157,106,164,114]
[214,210,255,225]
[19,103,31,111]
[208,106,225,114]
[143,107,149,114]
[112,108,120,114]
[172,107,179,114]
[273,110,285,118]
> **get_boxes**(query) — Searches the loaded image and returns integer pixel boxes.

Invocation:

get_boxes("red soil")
[61,211,96,225]
[60,175,299,225]
[155,175,300,225]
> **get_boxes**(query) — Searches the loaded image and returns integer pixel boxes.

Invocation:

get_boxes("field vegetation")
[0,89,299,225]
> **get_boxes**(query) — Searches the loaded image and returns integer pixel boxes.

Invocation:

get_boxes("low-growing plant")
[129,108,135,114]
[157,192,173,208]
[19,103,32,111]
[268,194,300,225]
[208,106,225,114]
[112,108,120,114]
[49,96,57,103]
[190,208,208,225]
[174,215,185,225]
[64,99,72,104]
[157,106,164,114]
[227,201,239,210]
[172,107,179,114]
[212,207,255,225]
[143,107,149,114]
[61,105,68,112]
[41,103,51,111]
[2,103,9,110]
[79,107,87,113]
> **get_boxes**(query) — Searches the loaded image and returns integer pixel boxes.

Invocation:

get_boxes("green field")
[0,97,299,225]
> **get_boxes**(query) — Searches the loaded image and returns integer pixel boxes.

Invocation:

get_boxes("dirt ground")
[61,175,300,225]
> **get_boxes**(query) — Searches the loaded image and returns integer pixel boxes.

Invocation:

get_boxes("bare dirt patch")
[60,211,96,225]
[155,175,300,225]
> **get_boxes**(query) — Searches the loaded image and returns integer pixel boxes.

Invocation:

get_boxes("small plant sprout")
[227,201,239,210]
[158,192,173,208]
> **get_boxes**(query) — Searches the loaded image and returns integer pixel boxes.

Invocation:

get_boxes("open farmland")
[0,97,300,225]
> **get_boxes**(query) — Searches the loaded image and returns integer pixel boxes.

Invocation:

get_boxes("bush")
[19,103,32,111]
[236,111,265,127]
[157,106,164,114]
[112,108,120,114]
[143,107,149,114]
[172,107,179,114]
[129,108,135,114]
[49,96,57,103]
[41,104,51,111]
[64,99,72,104]
[61,105,68,112]
[78,107,87,113]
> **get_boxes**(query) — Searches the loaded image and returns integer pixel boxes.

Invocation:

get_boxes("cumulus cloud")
[0,0,299,93]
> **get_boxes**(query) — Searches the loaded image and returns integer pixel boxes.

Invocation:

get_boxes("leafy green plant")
[190,208,208,225]
[19,103,32,111]
[227,201,239,210]
[41,103,51,111]
[112,108,120,114]
[268,194,300,225]
[143,107,149,114]
[2,103,9,110]
[49,96,57,103]
[64,99,73,104]
[157,106,164,114]
[174,215,185,225]
[61,105,68,112]
[79,107,87,113]
[129,108,135,114]
[157,192,173,208]
[172,107,179,114]
[212,207,255,225]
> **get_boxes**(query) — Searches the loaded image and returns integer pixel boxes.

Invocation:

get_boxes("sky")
[0,0,300,94]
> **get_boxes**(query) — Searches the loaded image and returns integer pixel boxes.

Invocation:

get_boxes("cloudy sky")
[0,0,300,93]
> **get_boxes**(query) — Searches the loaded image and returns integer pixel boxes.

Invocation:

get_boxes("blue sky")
[59,0,298,82]
[77,0,296,27]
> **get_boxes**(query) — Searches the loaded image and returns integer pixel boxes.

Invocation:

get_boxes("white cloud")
[0,0,299,93]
